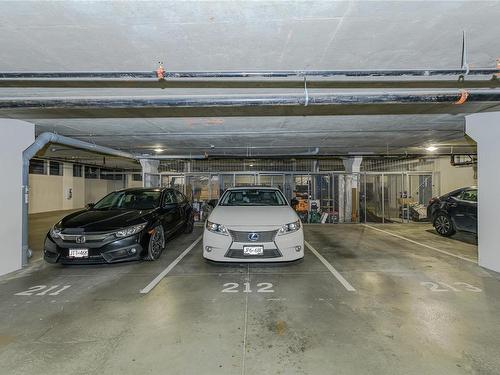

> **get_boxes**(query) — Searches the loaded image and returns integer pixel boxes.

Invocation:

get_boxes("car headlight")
[50,226,62,239]
[115,223,147,238]
[206,220,229,236]
[278,220,301,235]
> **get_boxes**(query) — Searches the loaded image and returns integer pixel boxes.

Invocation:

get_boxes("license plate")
[68,248,89,258]
[243,246,264,256]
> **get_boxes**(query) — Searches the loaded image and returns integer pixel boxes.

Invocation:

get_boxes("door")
[161,190,181,236]
[174,190,190,225]
[447,195,468,231]
[459,189,477,233]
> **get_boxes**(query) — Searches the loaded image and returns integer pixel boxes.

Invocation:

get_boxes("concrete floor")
[2,215,500,374]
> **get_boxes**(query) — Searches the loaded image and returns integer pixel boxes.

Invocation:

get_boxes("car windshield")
[93,190,161,210]
[219,189,287,206]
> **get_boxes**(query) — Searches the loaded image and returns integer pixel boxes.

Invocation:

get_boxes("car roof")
[440,186,477,198]
[116,187,172,193]
[225,186,280,191]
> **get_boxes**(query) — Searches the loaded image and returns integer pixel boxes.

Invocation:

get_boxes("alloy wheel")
[435,215,451,235]
[150,226,165,259]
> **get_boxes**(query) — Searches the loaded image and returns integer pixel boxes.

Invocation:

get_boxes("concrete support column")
[139,159,160,188]
[466,112,500,272]
[343,157,363,223]
[0,119,34,276]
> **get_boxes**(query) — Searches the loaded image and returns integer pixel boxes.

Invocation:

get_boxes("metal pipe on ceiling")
[139,154,206,160]
[1,69,499,89]
[1,79,499,89]
[3,90,500,111]
[1,68,499,79]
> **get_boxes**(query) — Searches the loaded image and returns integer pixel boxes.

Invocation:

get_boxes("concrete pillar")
[466,112,500,272]
[343,157,362,223]
[0,119,34,276]
[139,159,160,187]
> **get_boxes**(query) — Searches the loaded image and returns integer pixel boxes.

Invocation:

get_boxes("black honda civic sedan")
[44,188,194,264]
[427,186,477,237]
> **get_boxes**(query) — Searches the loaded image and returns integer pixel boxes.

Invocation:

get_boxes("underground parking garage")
[1,1,500,374]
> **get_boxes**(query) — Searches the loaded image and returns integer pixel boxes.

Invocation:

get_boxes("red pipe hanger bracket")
[454,89,469,105]
[156,62,165,80]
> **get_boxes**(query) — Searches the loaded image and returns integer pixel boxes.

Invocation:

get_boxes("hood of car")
[209,206,298,227]
[58,209,153,232]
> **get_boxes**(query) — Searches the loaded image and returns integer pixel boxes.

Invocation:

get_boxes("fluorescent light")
[425,146,438,152]
[154,148,164,153]
[249,164,254,167]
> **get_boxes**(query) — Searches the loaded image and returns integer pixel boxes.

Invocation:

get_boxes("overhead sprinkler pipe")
[4,90,500,110]
[139,154,207,160]
[1,68,499,80]
[1,68,500,89]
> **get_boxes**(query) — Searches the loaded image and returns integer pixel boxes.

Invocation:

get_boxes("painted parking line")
[140,235,203,294]
[304,241,356,292]
[362,224,476,264]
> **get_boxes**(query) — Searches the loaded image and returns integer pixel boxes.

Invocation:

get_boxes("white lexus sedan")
[203,187,304,262]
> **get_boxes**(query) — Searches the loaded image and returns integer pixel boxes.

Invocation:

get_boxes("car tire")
[184,215,194,234]
[434,213,456,237]
[144,225,165,261]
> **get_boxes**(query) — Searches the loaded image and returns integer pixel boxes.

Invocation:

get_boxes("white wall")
[127,174,143,188]
[29,163,129,214]
[0,119,34,276]
[466,112,500,273]
[435,157,476,194]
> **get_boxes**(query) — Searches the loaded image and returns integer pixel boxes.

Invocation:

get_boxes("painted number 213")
[222,282,274,293]
[420,281,482,292]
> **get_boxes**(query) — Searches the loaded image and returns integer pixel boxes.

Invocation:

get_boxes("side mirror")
[86,203,95,209]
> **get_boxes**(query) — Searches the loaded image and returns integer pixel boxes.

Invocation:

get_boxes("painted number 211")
[15,285,72,296]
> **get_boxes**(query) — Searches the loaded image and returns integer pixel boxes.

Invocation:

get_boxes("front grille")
[59,254,107,264]
[225,248,282,259]
[59,232,113,243]
[229,230,278,243]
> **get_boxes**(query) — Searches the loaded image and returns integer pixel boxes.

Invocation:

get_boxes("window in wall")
[132,174,143,181]
[85,166,99,179]
[49,161,62,176]
[29,159,46,175]
[73,164,83,177]
[101,169,124,180]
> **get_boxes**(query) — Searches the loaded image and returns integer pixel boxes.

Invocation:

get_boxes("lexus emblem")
[75,235,86,244]
[248,233,259,242]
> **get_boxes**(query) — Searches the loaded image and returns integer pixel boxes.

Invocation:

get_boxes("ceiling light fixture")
[154,148,165,153]
[425,146,438,152]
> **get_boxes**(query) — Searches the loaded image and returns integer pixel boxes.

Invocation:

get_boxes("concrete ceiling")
[1,1,499,70]
[1,0,496,161]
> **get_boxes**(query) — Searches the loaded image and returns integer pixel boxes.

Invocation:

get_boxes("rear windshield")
[219,189,287,206]
[93,190,161,210]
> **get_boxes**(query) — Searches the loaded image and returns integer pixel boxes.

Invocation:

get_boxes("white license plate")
[68,248,89,258]
[243,246,264,256]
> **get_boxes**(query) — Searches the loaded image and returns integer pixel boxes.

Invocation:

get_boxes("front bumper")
[203,227,304,262]
[44,233,144,264]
